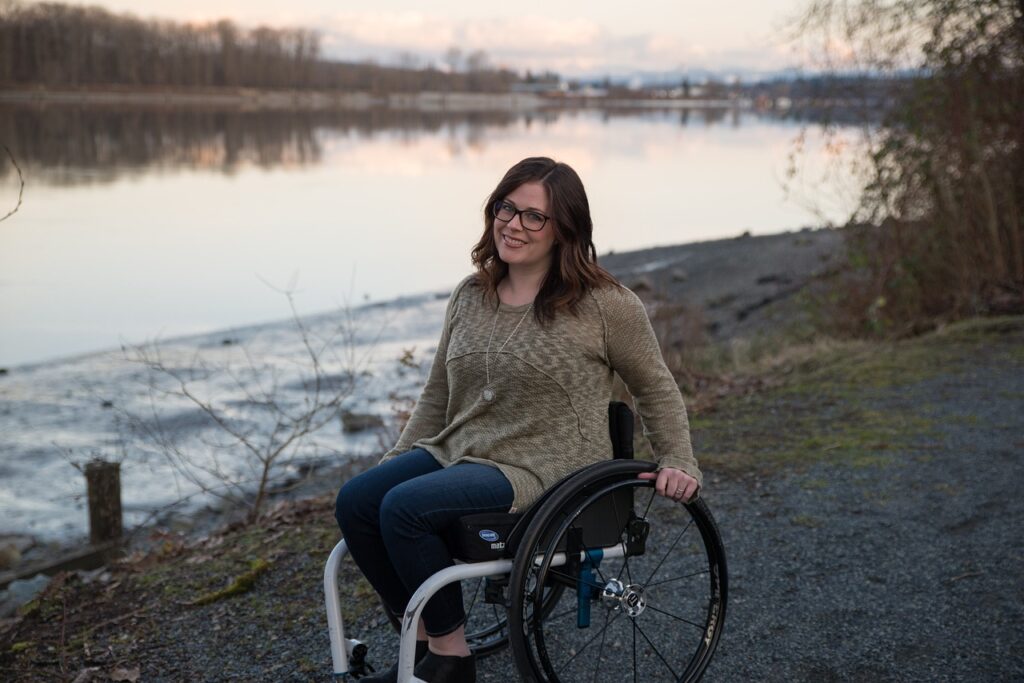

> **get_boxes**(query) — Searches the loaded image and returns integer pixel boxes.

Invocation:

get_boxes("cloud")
[314,11,796,76]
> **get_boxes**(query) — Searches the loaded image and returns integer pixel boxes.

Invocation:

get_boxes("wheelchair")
[324,402,727,682]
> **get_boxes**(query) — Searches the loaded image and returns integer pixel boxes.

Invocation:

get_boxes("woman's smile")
[501,233,528,248]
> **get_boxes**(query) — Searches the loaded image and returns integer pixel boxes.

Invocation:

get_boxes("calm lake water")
[0,105,859,367]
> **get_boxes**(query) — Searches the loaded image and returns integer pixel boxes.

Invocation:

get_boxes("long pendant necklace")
[483,303,533,402]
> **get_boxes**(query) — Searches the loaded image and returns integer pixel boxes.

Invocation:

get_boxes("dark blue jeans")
[334,448,514,636]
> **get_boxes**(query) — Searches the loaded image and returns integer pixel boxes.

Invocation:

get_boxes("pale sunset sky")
[57,0,813,77]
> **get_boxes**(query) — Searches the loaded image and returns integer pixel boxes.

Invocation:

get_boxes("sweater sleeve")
[379,278,467,463]
[602,286,703,488]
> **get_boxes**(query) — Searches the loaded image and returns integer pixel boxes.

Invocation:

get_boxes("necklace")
[483,303,533,402]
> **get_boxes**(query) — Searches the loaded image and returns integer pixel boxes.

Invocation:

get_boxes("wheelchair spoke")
[546,605,579,623]
[633,620,681,681]
[591,606,614,683]
[646,568,710,589]
[491,604,504,636]
[642,518,693,588]
[465,578,482,616]
[640,488,656,520]
[553,609,625,676]
[609,492,636,587]
[632,619,638,683]
[568,520,613,588]
[642,602,710,631]
[547,567,608,594]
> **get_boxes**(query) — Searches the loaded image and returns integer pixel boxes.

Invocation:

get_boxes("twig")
[0,143,25,223]
[83,606,147,633]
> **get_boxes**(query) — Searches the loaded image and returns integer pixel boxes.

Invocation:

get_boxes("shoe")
[361,640,429,683]
[413,650,476,683]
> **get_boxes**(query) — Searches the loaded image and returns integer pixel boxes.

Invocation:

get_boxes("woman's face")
[492,181,557,274]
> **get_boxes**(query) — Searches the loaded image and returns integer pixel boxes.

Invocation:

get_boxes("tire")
[507,461,727,682]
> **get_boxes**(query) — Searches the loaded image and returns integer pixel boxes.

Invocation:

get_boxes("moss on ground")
[691,315,1024,477]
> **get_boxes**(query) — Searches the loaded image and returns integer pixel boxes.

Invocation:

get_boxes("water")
[0,104,860,367]
[0,103,863,541]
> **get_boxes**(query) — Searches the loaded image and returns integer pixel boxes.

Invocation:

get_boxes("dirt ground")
[2,314,1021,682]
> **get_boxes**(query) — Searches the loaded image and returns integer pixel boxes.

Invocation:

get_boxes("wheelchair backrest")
[448,402,636,562]
[608,400,635,460]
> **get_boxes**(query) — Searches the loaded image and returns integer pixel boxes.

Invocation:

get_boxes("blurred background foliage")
[801,0,1024,336]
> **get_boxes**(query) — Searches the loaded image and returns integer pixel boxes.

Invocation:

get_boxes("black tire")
[507,461,727,682]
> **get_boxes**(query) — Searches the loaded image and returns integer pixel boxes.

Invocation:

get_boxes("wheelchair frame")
[325,403,727,682]
[324,461,727,682]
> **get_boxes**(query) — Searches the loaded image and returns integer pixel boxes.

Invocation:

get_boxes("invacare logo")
[479,529,505,550]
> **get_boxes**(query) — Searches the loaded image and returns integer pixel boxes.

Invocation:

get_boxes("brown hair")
[471,156,619,322]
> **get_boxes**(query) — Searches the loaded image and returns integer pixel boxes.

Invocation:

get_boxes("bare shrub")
[122,292,367,523]
[795,0,1024,336]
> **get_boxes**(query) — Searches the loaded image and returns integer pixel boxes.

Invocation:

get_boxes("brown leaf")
[71,668,101,683]
[109,666,141,682]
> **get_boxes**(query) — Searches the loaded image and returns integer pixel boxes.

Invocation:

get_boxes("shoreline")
[2,227,840,373]
[0,86,752,112]
[0,226,842,610]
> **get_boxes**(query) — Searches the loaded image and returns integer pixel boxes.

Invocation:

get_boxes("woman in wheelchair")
[334,156,701,683]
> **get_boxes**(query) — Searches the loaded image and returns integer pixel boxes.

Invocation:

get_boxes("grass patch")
[689,316,1024,476]
[187,558,271,607]
[790,515,824,529]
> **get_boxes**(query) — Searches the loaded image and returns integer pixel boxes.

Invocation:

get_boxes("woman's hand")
[638,467,699,502]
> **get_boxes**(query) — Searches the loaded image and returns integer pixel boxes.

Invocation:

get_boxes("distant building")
[510,81,568,94]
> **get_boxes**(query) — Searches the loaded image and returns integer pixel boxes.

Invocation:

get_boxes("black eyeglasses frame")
[492,200,550,232]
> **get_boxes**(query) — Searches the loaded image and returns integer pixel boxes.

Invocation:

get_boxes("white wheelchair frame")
[324,537,631,682]
[322,403,726,682]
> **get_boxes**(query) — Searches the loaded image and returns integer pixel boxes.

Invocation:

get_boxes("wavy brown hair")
[471,156,619,323]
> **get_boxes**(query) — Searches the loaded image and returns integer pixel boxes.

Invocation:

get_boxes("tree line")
[0,1,521,93]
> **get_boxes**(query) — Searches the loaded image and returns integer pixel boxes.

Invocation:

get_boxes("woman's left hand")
[638,467,699,502]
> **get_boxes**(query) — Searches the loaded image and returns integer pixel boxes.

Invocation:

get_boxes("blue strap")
[577,548,604,628]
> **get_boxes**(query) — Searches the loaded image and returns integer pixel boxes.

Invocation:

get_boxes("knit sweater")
[381,275,701,513]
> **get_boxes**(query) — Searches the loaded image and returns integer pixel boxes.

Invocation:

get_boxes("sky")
[57,0,814,78]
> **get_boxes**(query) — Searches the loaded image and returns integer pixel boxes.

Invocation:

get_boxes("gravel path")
[483,320,1024,681]
[1,318,1021,682]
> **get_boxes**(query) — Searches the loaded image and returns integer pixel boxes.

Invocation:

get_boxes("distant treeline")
[0,1,523,93]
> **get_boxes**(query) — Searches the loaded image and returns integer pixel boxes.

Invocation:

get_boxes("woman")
[334,156,701,683]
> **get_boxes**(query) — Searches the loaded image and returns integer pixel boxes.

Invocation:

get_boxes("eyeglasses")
[492,200,550,232]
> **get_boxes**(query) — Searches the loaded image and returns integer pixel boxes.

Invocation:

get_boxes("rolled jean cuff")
[424,614,467,638]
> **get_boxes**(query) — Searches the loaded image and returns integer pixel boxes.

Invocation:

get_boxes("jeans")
[334,448,514,636]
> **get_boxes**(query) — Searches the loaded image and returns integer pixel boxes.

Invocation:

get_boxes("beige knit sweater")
[382,275,701,513]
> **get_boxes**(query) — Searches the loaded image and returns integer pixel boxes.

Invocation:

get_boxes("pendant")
[482,388,495,402]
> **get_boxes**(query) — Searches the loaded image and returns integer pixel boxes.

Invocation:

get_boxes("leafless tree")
[121,290,371,523]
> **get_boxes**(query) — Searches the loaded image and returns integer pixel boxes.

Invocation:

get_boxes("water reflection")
[0,105,532,184]
[0,103,785,185]
[0,102,862,367]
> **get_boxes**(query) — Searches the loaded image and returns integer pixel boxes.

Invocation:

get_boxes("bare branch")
[0,143,24,223]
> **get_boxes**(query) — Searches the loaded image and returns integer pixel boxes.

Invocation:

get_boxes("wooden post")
[85,460,122,545]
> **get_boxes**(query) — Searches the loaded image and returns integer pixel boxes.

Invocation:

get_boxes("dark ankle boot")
[361,640,429,683]
[413,650,476,683]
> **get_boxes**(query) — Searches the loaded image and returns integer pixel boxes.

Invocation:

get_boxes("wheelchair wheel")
[508,461,727,682]
[464,576,566,657]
